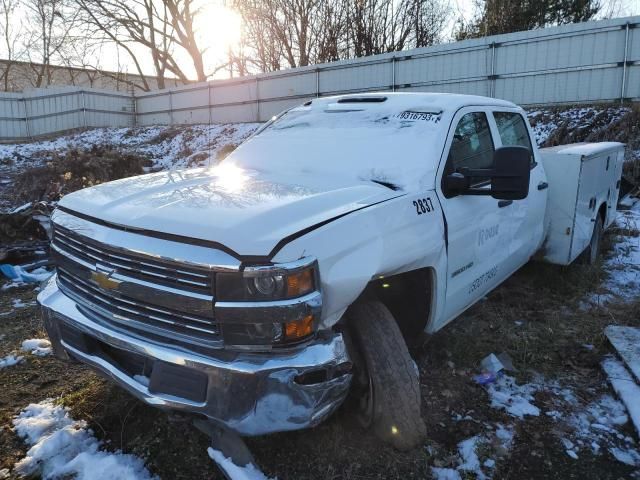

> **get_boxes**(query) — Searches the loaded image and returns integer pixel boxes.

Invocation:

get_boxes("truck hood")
[58,165,402,257]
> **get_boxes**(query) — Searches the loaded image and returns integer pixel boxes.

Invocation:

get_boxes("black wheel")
[347,300,426,451]
[581,215,604,265]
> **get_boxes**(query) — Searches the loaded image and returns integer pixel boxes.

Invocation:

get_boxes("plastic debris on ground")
[0,201,52,244]
[0,264,53,284]
[21,338,52,357]
[473,352,516,385]
[12,399,158,480]
[604,326,640,383]
[0,354,24,369]
[602,356,640,437]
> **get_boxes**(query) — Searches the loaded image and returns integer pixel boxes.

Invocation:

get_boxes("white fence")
[1,15,639,141]
[0,86,134,141]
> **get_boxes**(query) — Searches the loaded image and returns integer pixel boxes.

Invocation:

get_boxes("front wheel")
[347,301,426,451]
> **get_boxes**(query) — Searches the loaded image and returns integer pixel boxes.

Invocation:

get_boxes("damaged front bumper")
[38,275,352,436]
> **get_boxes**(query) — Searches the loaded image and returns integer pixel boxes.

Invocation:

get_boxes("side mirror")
[443,146,531,200]
[490,146,530,200]
[444,172,469,193]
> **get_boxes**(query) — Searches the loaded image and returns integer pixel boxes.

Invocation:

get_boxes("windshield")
[227,102,449,190]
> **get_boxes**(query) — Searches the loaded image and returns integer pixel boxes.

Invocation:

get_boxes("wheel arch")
[597,201,607,224]
[354,266,437,339]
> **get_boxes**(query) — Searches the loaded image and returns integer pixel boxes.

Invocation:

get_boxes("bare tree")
[163,0,207,80]
[312,0,349,62]
[231,0,284,72]
[74,0,217,89]
[23,0,80,87]
[233,0,322,70]
[455,0,600,39]
[233,0,451,74]
[0,0,25,91]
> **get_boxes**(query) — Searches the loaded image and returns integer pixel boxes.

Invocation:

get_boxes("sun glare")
[197,3,242,61]
[210,163,248,193]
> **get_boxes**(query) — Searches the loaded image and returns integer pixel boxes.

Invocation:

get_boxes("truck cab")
[38,93,623,454]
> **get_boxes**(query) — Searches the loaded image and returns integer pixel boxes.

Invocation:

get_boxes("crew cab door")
[490,109,547,265]
[434,108,518,327]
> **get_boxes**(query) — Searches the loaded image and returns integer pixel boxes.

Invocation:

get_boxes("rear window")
[493,112,532,150]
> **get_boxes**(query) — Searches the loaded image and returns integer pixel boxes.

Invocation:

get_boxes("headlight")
[216,263,316,301]
[215,259,320,349]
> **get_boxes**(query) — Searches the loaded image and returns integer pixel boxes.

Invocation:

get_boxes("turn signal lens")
[286,268,314,298]
[284,315,314,340]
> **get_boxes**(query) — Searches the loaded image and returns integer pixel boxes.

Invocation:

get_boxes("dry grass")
[11,146,151,204]
[0,230,637,480]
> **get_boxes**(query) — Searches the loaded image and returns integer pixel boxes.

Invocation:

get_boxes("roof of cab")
[306,92,518,112]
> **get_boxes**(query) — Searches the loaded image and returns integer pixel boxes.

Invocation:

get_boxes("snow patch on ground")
[431,467,462,480]
[12,298,36,309]
[429,424,515,479]
[1,281,28,291]
[481,373,640,467]
[207,447,272,480]
[0,124,259,170]
[563,391,640,465]
[486,375,540,418]
[0,123,261,211]
[583,207,640,308]
[599,213,640,302]
[21,338,52,356]
[12,399,157,480]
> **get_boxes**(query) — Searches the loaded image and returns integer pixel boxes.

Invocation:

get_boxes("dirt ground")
[0,228,639,480]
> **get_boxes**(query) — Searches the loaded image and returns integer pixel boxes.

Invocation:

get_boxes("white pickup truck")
[38,93,624,453]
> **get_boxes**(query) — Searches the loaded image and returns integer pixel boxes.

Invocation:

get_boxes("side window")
[493,111,534,164]
[446,112,494,185]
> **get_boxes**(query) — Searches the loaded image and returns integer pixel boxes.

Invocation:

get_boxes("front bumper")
[38,275,352,436]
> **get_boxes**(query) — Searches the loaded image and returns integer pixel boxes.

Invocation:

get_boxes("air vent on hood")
[337,96,387,104]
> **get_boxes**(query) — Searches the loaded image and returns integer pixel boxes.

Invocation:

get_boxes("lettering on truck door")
[434,108,515,329]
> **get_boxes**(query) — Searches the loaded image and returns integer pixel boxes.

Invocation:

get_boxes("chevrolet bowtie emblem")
[91,267,121,290]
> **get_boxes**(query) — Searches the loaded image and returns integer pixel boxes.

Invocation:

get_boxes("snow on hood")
[227,99,452,191]
[58,164,401,257]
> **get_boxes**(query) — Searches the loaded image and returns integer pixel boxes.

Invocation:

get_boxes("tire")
[347,300,426,451]
[581,215,604,265]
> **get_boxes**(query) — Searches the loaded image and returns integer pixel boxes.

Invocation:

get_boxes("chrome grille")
[53,225,213,295]
[52,222,222,349]
[57,269,220,347]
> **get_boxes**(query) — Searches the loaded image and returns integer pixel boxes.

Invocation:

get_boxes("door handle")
[537,181,549,190]
[498,200,513,208]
